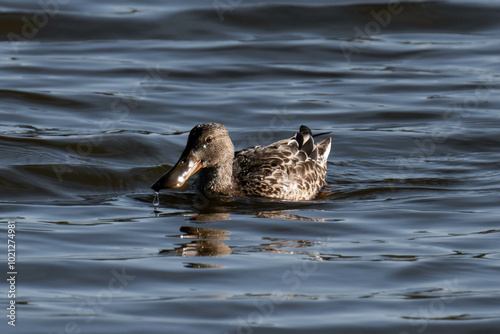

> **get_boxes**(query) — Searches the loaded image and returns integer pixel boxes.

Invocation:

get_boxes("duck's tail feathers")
[296,126,332,162]
[314,137,332,164]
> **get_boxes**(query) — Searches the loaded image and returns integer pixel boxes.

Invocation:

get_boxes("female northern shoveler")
[151,123,332,201]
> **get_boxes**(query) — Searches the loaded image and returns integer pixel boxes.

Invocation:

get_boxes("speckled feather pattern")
[233,130,331,201]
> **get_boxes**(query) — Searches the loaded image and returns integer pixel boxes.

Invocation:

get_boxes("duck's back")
[233,126,331,201]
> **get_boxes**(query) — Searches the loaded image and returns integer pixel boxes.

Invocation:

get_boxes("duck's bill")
[151,153,201,191]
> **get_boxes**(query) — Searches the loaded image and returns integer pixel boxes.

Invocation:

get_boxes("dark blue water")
[1,0,500,333]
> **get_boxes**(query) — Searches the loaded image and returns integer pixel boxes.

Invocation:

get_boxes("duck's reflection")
[154,198,332,266]
[259,237,315,254]
[159,222,326,265]
[189,213,231,221]
[255,211,327,221]
[159,226,231,257]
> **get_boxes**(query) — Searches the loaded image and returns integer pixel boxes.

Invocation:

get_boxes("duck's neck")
[196,162,234,197]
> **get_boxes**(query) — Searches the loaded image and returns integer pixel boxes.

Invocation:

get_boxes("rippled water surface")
[1,0,500,333]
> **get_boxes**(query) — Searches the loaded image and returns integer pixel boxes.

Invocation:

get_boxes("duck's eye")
[205,136,213,144]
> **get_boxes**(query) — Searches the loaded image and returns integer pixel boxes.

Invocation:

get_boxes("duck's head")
[151,123,234,192]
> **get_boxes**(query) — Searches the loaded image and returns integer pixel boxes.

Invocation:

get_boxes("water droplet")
[153,192,160,207]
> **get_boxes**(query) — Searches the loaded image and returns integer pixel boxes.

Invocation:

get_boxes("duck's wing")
[233,126,331,200]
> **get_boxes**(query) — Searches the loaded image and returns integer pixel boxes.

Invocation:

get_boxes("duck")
[151,123,332,201]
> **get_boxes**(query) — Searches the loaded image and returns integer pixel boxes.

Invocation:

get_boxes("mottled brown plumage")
[151,123,331,201]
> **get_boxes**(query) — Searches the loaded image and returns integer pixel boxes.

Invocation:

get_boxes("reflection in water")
[159,226,232,257]
[159,223,326,263]
[260,237,316,254]
[189,213,231,221]
[178,226,230,240]
[255,211,328,221]
[184,263,225,269]
[160,239,232,257]
[154,204,339,266]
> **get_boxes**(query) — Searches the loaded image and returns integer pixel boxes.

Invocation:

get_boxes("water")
[1,0,500,333]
